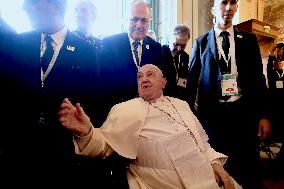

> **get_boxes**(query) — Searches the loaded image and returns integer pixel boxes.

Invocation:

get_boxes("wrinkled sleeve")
[74,127,113,158]
[73,99,146,160]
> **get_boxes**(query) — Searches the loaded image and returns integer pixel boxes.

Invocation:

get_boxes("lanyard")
[173,55,183,81]
[41,43,62,87]
[276,69,284,79]
[217,36,232,67]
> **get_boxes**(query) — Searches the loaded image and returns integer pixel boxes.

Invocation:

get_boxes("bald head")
[137,64,167,103]
[129,0,151,41]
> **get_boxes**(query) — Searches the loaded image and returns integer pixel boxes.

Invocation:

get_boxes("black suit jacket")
[100,32,163,108]
[0,18,16,46]
[0,18,16,64]
[73,29,102,50]
[0,30,103,184]
[266,55,284,136]
[162,45,189,100]
[187,27,268,123]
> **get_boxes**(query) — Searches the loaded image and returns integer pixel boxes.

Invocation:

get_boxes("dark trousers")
[207,99,262,189]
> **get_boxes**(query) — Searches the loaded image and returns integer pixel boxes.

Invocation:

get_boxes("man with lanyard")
[73,0,101,50]
[1,0,102,187]
[187,0,271,188]
[267,42,284,142]
[162,24,190,100]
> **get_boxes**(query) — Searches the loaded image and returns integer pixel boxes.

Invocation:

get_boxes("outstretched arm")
[58,98,93,137]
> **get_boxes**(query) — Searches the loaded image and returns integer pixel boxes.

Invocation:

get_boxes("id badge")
[177,78,187,88]
[276,81,283,88]
[221,74,238,96]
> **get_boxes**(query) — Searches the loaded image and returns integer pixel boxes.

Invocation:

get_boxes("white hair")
[139,64,164,77]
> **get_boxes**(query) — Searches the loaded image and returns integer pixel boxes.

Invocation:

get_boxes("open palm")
[59,98,92,137]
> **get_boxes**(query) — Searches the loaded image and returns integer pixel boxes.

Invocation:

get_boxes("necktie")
[41,35,54,73]
[133,41,140,66]
[219,31,231,74]
[220,31,231,101]
[220,31,230,59]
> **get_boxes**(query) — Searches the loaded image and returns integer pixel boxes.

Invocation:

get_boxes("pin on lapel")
[67,45,75,51]
[237,34,243,38]
[146,45,149,49]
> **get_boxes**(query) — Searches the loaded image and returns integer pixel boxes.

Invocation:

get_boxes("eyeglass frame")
[130,17,150,24]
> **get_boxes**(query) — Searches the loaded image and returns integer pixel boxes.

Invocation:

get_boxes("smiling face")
[137,64,167,103]
[212,0,238,30]
[129,1,151,41]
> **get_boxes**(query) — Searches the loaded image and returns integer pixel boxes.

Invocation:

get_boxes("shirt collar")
[214,25,234,38]
[139,94,165,104]
[42,26,67,46]
[128,33,143,46]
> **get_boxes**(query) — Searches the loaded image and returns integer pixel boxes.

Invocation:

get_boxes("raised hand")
[58,98,93,137]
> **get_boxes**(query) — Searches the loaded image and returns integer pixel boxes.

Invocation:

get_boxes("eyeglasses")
[174,43,186,49]
[130,17,149,24]
[276,43,284,49]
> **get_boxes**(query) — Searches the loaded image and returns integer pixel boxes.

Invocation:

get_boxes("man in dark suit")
[100,0,163,108]
[187,0,271,188]
[267,42,284,141]
[73,0,101,50]
[162,24,190,100]
[0,13,16,50]
[0,12,16,63]
[0,12,17,171]
[0,0,105,187]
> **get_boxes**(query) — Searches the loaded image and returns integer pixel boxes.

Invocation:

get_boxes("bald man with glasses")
[100,0,165,112]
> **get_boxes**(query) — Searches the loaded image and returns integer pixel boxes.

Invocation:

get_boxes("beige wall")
[238,0,259,22]
[176,0,196,55]
[174,0,284,52]
[264,0,284,38]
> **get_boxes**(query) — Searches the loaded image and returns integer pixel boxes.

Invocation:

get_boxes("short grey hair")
[131,0,152,9]
[174,24,190,39]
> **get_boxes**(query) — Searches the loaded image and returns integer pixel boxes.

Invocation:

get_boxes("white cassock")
[74,96,242,189]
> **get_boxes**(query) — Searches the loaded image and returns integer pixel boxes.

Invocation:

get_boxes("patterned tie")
[133,41,140,66]
[41,35,54,72]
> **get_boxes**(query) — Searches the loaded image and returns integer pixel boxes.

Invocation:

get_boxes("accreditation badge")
[221,74,238,96]
[177,78,187,88]
[276,80,283,88]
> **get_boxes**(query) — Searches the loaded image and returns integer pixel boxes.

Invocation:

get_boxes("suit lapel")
[208,28,218,61]
[233,27,242,70]
[55,30,73,68]
[25,31,41,67]
[123,33,134,66]
[141,36,150,66]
